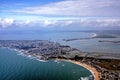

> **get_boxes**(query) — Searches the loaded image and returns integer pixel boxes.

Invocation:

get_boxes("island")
[0,40,120,80]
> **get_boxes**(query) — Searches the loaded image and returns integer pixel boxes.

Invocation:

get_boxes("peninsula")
[62,33,118,42]
[0,40,119,80]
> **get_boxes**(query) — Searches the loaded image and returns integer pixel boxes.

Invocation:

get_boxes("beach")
[62,59,100,80]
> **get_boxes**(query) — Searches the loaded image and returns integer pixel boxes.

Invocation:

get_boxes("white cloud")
[0,18,34,28]
[8,0,120,17]
[42,20,57,26]
[64,21,73,26]
[0,18,120,29]
[0,18,14,28]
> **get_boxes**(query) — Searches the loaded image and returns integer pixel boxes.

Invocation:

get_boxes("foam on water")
[81,77,89,80]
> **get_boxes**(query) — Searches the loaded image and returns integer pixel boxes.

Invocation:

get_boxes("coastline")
[1,47,119,80]
[62,59,100,80]
[2,47,99,80]
[0,40,119,80]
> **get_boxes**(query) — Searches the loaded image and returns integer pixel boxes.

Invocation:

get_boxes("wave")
[17,52,46,62]
[36,59,47,62]
[80,75,93,80]
[17,53,26,56]
[61,64,65,66]
[54,60,61,64]
[81,77,89,80]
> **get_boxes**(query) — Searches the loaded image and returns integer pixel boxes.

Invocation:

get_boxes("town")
[0,40,81,60]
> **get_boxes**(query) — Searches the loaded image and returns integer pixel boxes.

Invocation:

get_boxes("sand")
[62,59,100,80]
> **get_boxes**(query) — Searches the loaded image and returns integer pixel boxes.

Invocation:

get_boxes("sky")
[0,0,120,30]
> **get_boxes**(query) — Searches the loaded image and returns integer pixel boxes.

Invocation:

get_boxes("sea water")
[0,48,93,80]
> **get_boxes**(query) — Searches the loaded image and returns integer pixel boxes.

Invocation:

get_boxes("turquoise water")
[0,48,93,80]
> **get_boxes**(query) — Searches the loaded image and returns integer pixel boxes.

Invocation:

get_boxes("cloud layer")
[0,18,120,30]
[7,0,120,17]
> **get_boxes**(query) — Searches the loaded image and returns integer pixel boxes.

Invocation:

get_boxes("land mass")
[0,40,120,80]
[63,33,118,42]
[98,40,120,43]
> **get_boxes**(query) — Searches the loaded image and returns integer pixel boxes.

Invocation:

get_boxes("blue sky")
[0,0,120,29]
[0,0,64,19]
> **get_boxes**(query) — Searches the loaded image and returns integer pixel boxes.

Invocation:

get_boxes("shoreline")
[1,47,100,80]
[62,59,100,80]
[0,40,119,80]
[1,47,119,80]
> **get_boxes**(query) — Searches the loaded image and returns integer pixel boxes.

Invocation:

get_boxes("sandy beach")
[62,59,100,80]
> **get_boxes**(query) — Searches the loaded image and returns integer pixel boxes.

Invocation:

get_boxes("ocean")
[0,48,93,80]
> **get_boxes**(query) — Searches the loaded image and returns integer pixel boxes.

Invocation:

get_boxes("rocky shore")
[0,40,120,80]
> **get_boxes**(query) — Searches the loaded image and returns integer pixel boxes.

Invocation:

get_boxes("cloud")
[1,0,120,30]
[6,0,120,17]
[0,18,120,29]
[0,18,34,28]
[0,18,14,28]
[42,20,57,26]
[77,18,120,27]
[41,20,74,27]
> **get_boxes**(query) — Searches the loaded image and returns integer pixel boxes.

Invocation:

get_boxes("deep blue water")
[0,48,93,80]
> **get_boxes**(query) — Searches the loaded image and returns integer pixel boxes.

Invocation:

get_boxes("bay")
[0,48,93,80]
